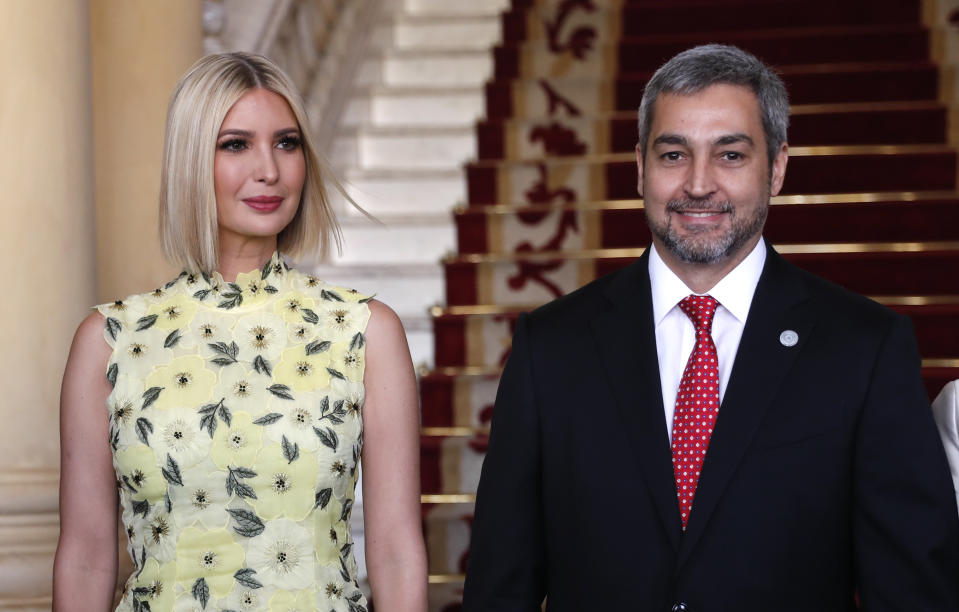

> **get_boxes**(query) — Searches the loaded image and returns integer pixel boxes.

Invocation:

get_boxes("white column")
[0,1,96,609]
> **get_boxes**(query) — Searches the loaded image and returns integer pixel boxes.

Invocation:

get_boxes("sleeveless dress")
[97,252,371,612]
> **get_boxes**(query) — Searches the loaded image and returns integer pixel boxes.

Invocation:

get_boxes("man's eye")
[218,139,247,152]
[662,152,683,161]
[721,151,743,161]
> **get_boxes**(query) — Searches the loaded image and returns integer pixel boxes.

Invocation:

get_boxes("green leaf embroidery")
[106,363,118,387]
[319,396,330,415]
[349,332,366,351]
[252,412,283,426]
[165,492,172,513]
[267,384,294,400]
[163,328,182,348]
[264,285,278,294]
[141,386,163,410]
[218,402,232,427]
[198,399,224,438]
[281,435,299,464]
[161,454,182,486]
[253,355,272,376]
[135,315,158,331]
[132,499,149,518]
[327,367,346,381]
[208,341,239,366]
[301,308,319,324]
[358,294,376,304]
[164,273,184,290]
[340,497,354,522]
[105,317,121,341]
[306,340,331,355]
[193,289,211,301]
[321,289,345,302]
[260,258,272,281]
[192,577,210,609]
[226,466,257,499]
[218,284,243,309]
[227,508,265,537]
[339,554,351,581]
[234,567,263,589]
[314,487,333,510]
[314,426,339,451]
[135,417,153,446]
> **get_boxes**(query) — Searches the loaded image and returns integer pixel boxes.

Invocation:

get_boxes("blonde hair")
[159,52,341,273]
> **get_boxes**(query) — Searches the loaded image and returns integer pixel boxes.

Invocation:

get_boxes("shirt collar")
[649,238,767,326]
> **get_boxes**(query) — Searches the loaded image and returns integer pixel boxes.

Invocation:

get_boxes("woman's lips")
[243,196,283,212]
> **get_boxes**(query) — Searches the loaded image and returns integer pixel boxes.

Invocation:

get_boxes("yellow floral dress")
[97,253,371,612]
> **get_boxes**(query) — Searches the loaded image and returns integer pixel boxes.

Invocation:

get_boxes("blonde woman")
[53,52,427,611]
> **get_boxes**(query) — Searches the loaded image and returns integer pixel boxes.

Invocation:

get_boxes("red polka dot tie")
[672,295,720,530]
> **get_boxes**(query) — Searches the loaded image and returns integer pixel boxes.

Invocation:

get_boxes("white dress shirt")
[649,239,766,442]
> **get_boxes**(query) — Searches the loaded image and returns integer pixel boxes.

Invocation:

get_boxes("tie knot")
[679,294,719,332]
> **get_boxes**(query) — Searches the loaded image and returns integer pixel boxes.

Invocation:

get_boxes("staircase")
[324,0,509,369]
[419,0,959,609]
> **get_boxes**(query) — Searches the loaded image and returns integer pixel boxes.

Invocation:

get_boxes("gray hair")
[637,44,789,165]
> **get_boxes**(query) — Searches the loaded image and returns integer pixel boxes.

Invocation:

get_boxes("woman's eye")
[218,138,247,152]
[277,135,302,151]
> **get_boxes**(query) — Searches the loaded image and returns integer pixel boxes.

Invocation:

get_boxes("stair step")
[494,24,930,79]
[424,502,474,575]
[453,193,959,253]
[418,363,959,428]
[343,85,487,128]
[330,212,456,264]
[485,62,940,119]
[335,125,477,171]
[430,300,959,368]
[404,0,510,17]
[502,0,920,43]
[466,146,958,205]
[360,49,494,88]
[476,101,948,160]
[338,167,465,215]
[372,14,502,52]
[421,434,487,494]
[443,243,959,305]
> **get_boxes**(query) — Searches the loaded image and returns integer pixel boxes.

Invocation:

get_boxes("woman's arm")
[53,312,121,611]
[361,300,428,611]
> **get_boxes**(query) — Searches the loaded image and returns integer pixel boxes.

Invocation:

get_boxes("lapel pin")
[779,330,799,347]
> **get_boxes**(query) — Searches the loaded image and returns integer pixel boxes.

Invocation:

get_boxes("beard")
[645,197,768,264]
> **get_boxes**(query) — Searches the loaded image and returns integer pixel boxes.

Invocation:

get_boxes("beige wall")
[91,1,203,302]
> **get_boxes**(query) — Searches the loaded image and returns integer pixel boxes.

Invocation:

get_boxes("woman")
[53,52,427,611]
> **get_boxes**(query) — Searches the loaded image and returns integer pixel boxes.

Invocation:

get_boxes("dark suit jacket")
[463,243,959,612]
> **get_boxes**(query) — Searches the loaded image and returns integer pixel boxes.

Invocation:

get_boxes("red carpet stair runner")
[419,1,959,609]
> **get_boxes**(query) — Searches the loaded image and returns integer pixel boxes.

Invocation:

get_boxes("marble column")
[0,1,95,609]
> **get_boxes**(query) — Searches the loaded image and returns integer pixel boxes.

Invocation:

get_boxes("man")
[462,45,959,611]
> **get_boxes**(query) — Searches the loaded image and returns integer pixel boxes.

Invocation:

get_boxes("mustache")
[666,200,732,213]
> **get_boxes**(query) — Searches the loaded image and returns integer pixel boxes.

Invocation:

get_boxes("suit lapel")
[590,251,684,550]
[677,245,816,566]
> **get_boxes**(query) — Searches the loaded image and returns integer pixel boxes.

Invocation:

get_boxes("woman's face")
[214,88,306,250]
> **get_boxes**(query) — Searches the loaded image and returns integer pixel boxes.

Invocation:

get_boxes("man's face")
[637,83,788,266]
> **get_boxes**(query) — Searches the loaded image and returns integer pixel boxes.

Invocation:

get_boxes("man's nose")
[684,156,717,199]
